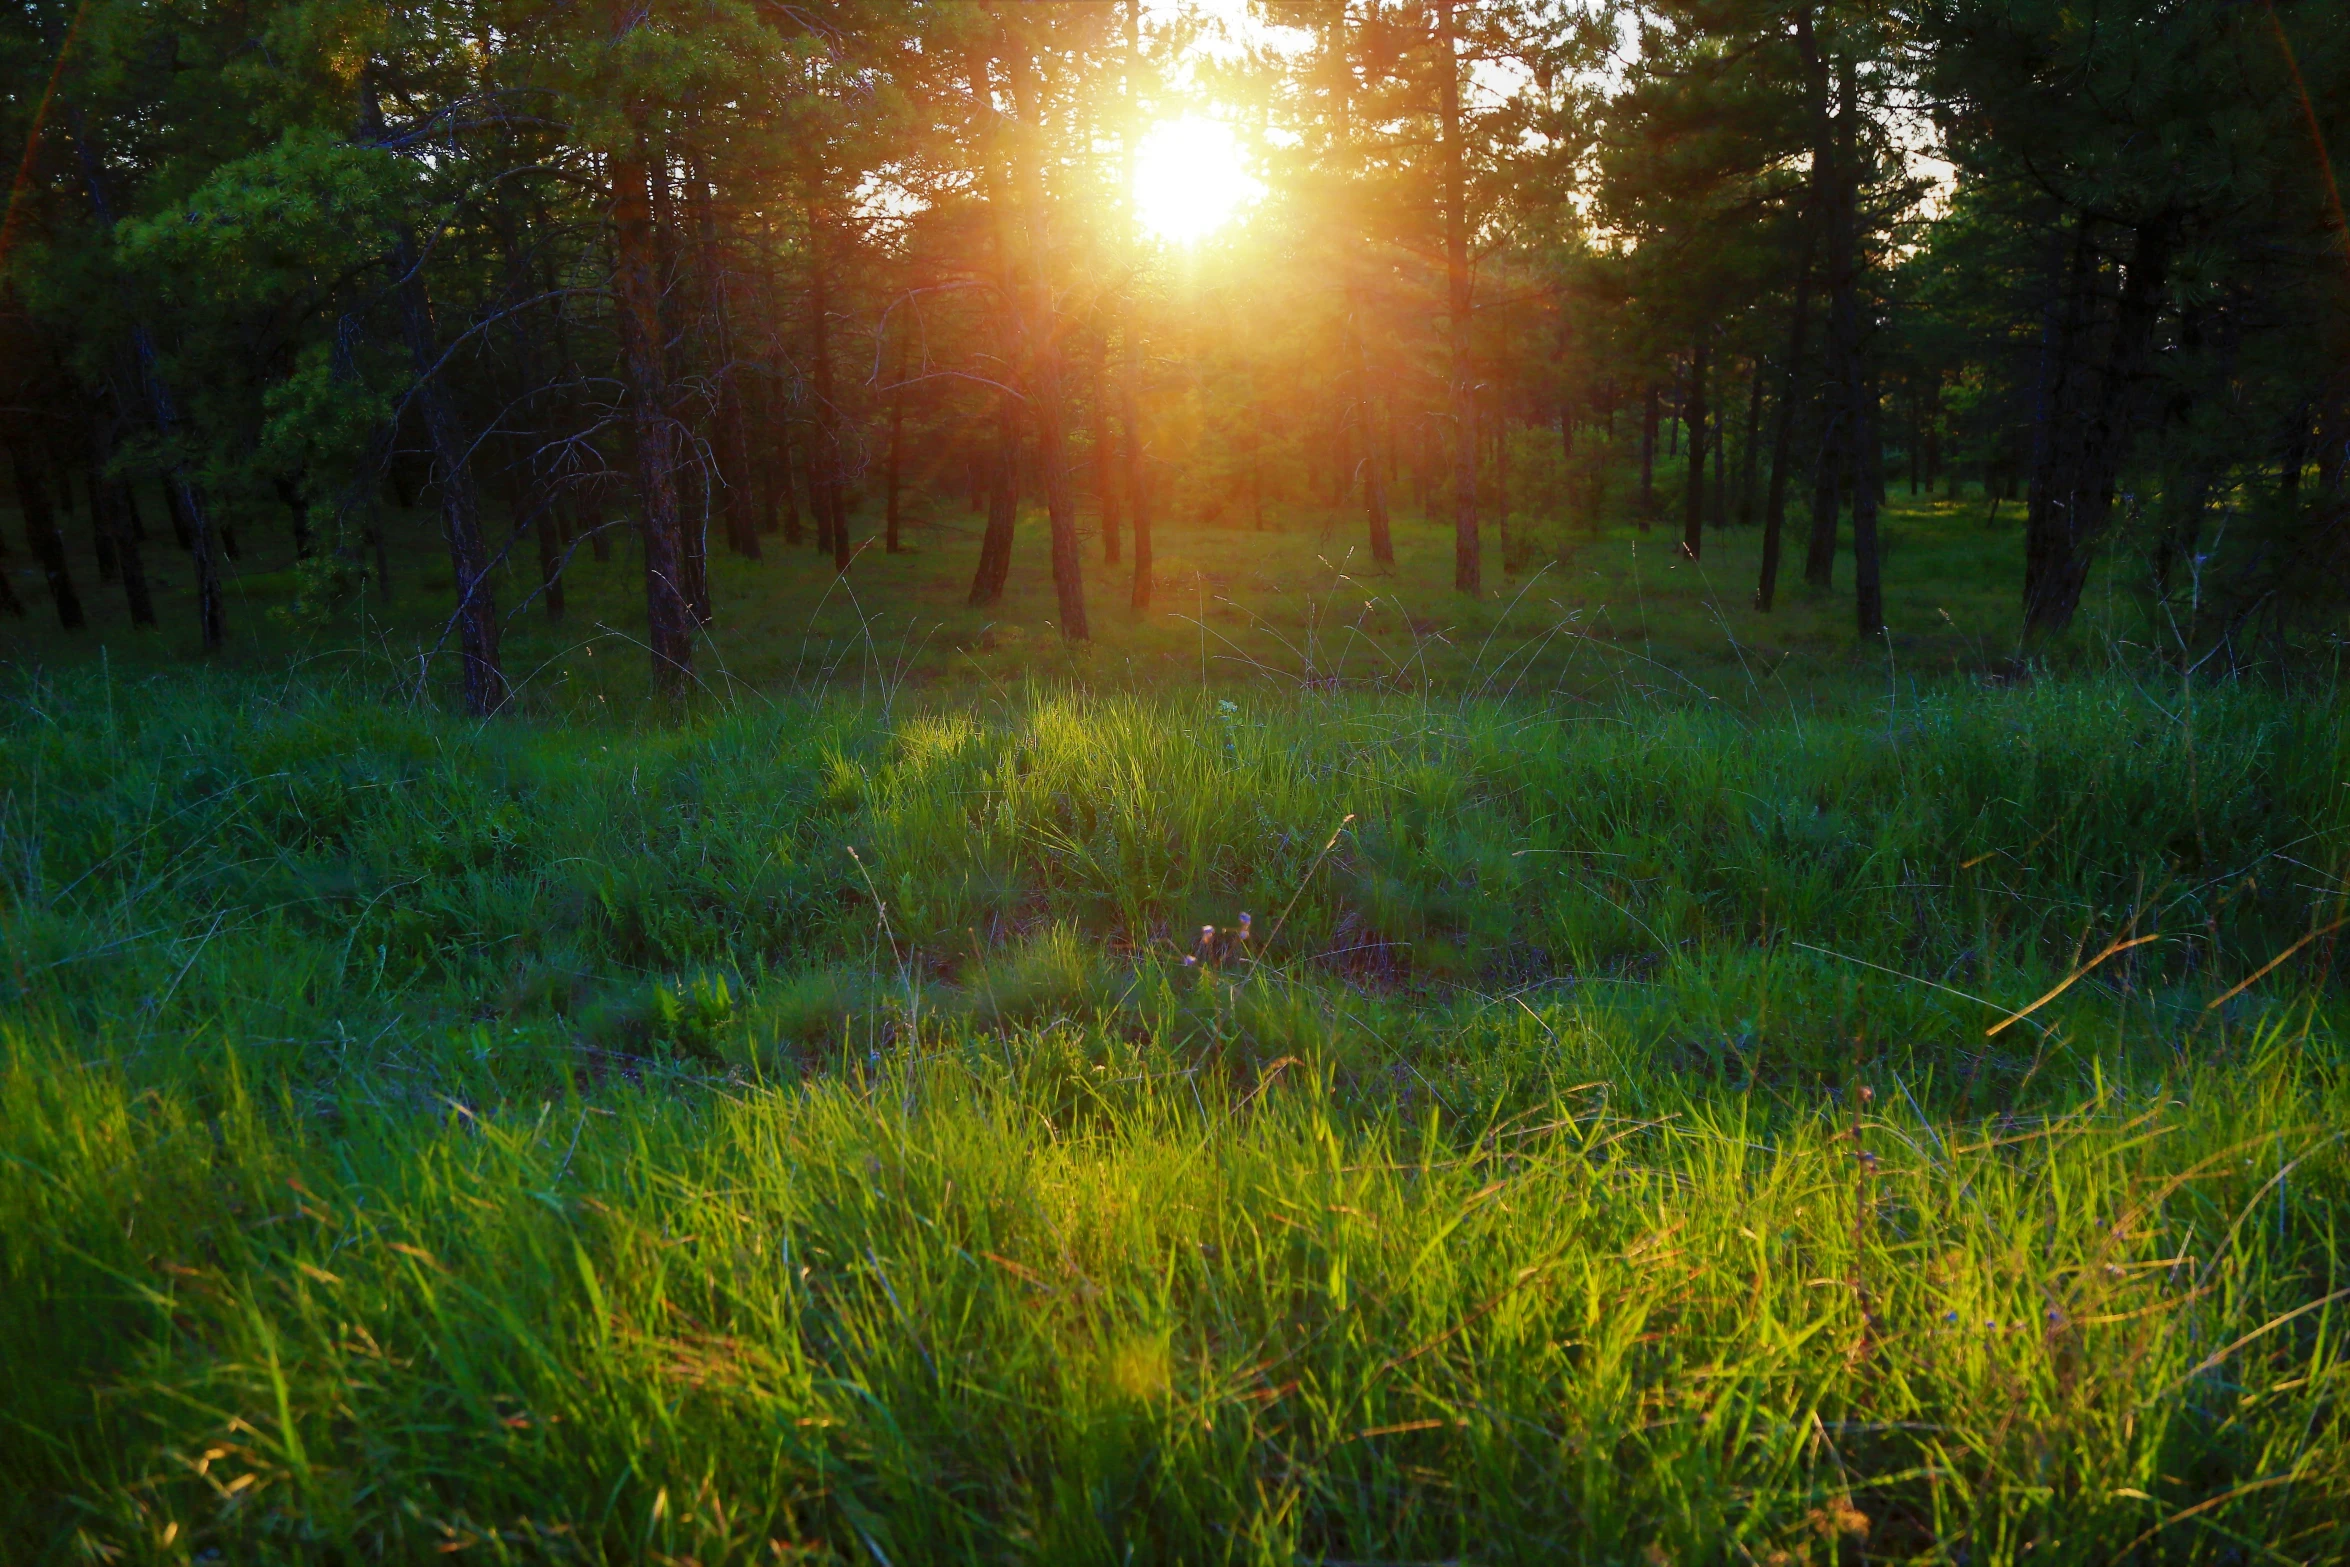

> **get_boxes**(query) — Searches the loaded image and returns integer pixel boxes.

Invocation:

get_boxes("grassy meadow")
[4,489,2349,1562]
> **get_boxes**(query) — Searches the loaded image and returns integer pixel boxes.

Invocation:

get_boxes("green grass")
[4,489,2349,1561]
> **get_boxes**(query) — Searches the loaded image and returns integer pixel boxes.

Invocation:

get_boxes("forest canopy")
[0,0,2344,707]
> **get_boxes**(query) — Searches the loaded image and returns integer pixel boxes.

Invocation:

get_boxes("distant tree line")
[0,0,2342,707]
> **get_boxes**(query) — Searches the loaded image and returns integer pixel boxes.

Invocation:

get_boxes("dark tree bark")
[1711,376,1728,529]
[804,204,851,574]
[1758,229,1816,612]
[1799,18,1847,595]
[885,330,908,554]
[274,475,316,559]
[1738,354,1765,526]
[1853,365,1884,635]
[8,439,84,629]
[966,50,1021,609]
[686,154,759,564]
[2022,211,2175,639]
[363,73,505,713]
[88,468,116,582]
[970,402,1018,607]
[65,109,222,646]
[1682,336,1708,560]
[96,480,154,626]
[610,127,696,703]
[90,399,155,627]
[1437,0,1479,593]
[1331,13,1393,567]
[1639,382,1659,525]
[777,421,804,546]
[1001,36,1087,639]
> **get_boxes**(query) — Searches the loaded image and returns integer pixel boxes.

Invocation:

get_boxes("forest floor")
[2,478,2053,706]
[4,488,2348,1562]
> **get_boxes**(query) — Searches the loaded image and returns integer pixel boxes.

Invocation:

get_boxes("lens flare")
[1133,116,1261,245]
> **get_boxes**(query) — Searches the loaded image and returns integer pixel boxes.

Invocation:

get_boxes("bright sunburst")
[1133,117,1261,244]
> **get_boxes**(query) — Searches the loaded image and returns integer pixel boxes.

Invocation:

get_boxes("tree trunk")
[687,154,759,564]
[610,131,696,704]
[1682,336,1708,560]
[1738,354,1764,526]
[1853,366,1884,636]
[1639,382,1659,526]
[9,440,85,629]
[886,330,908,554]
[1755,229,1813,611]
[1122,0,1154,610]
[1344,3,1391,573]
[778,421,804,545]
[1800,18,1846,594]
[1711,375,1728,529]
[804,204,851,574]
[970,401,1018,607]
[1356,318,1393,566]
[2022,211,2175,639]
[1437,0,1479,594]
[364,75,505,713]
[1001,37,1088,640]
[640,157,709,625]
[87,464,116,582]
[1091,327,1120,563]
[91,402,155,627]
[99,483,154,626]
[65,109,222,647]
[966,51,1021,609]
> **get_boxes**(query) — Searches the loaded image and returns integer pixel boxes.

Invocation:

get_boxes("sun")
[1133,117,1262,245]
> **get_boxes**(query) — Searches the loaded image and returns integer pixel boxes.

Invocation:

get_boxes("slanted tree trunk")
[362,74,504,713]
[491,202,567,622]
[8,439,84,629]
[92,400,154,627]
[97,481,154,626]
[1437,0,1479,594]
[686,154,759,564]
[65,109,222,646]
